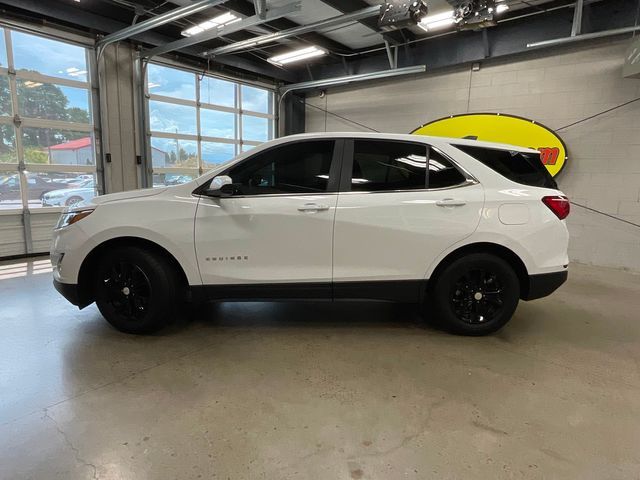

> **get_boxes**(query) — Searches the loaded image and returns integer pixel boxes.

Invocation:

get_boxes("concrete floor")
[1,259,639,479]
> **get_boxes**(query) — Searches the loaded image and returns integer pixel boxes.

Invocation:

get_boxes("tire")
[428,253,520,336]
[65,196,83,206]
[94,246,180,334]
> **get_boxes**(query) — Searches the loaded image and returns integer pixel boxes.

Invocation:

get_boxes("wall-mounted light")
[181,12,240,37]
[267,46,328,66]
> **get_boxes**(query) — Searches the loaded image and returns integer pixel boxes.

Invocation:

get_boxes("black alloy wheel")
[102,261,152,321]
[450,268,505,324]
[95,246,180,334]
[428,253,520,336]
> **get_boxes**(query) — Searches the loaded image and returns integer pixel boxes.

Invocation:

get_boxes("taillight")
[542,195,570,220]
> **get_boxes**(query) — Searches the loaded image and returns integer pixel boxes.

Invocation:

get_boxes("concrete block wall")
[305,38,640,272]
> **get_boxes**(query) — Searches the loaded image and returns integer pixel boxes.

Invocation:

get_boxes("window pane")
[12,31,87,82]
[428,150,467,189]
[200,77,235,107]
[227,140,334,195]
[148,100,196,135]
[153,173,196,188]
[0,76,11,116]
[242,115,269,142]
[17,80,90,122]
[22,128,94,165]
[201,108,235,139]
[242,144,256,153]
[0,28,7,68]
[202,142,235,169]
[150,136,198,168]
[38,172,97,208]
[455,144,557,189]
[147,64,195,101]
[241,85,270,114]
[0,124,16,163]
[0,171,21,210]
[351,140,427,192]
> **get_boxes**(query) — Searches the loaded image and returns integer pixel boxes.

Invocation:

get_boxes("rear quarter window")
[455,145,557,189]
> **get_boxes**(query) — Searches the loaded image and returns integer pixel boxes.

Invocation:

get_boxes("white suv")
[51,133,569,336]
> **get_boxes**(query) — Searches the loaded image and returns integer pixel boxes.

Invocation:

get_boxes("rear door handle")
[436,198,466,207]
[298,203,330,212]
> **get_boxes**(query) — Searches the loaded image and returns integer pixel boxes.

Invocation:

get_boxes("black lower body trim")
[523,270,568,300]
[194,282,332,301]
[333,280,424,302]
[194,280,426,303]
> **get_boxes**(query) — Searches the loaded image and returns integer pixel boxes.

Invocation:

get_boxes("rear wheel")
[428,253,520,336]
[95,246,179,334]
[65,196,83,206]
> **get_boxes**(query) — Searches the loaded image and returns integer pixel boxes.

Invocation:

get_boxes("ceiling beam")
[318,0,409,45]
[204,5,380,56]
[141,1,301,59]
[0,0,296,81]
[220,0,355,54]
[96,0,227,48]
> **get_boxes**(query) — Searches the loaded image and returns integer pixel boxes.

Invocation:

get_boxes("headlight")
[55,208,95,229]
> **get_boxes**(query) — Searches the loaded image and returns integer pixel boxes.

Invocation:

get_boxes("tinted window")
[428,150,467,189]
[455,145,557,189]
[227,140,334,195]
[351,140,427,191]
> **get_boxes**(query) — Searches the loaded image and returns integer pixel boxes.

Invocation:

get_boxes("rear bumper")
[53,279,83,307]
[523,270,568,300]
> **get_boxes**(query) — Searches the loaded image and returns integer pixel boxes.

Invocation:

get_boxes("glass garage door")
[0,26,99,257]
[145,62,274,187]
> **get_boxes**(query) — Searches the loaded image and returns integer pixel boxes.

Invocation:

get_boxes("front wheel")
[95,246,179,334]
[428,253,520,336]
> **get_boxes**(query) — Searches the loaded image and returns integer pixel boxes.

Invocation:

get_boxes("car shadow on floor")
[180,300,435,332]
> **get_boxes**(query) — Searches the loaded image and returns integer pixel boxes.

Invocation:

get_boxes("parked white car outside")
[51,133,569,335]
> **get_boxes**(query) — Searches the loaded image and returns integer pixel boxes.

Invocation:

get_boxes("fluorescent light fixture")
[496,2,509,13]
[24,81,43,88]
[267,46,327,66]
[181,12,241,37]
[147,82,161,89]
[418,10,455,32]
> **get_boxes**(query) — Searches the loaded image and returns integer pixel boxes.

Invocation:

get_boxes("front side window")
[351,140,427,192]
[226,140,335,195]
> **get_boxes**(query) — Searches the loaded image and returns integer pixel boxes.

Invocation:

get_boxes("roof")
[280,132,539,153]
[49,137,92,151]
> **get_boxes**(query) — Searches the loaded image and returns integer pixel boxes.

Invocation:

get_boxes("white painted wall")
[305,38,640,272]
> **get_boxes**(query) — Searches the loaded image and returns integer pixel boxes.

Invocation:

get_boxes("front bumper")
[53,279,86,308]
[522,270,568,300]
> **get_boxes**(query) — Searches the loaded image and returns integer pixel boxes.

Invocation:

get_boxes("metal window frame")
[0,24,101,254]
[144,61,276,181]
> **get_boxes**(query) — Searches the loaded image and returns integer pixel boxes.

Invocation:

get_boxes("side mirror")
[205,175,237,197]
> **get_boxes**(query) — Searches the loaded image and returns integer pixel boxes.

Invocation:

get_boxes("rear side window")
[429,150,468,189]
[226,140,335,195]
[455,145,557,189]
[351,140,427,191]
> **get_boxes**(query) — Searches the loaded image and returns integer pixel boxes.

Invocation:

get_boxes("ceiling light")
[148,82,160,89]
[496,3,509,13]
[181,12,241,37]
[24,81,43,88]
[418,10,455,32]
[267,46,328,66]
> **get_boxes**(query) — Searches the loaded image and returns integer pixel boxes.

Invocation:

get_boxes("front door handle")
[298,203,330,212]
[436,198,466,207]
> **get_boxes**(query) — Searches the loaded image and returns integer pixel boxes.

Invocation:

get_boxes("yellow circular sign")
[411,113,567,177]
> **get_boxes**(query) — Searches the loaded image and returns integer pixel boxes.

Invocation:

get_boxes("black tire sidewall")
[95,246,177,334]
[431,253,520,336]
